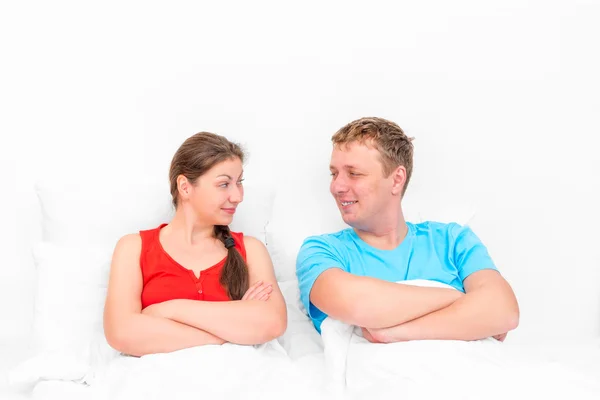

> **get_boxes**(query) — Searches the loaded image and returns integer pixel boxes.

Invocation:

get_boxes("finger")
[244,283,267,300]
[242,280,264,300]
[258,292,271,301]
[251,284,273,299]
[493,333,507,342]
[247,283,272,300]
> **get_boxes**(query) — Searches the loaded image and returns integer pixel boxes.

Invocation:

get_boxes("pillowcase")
[266,181,347,282]
[10,241,118,386]
[36,178,275,246]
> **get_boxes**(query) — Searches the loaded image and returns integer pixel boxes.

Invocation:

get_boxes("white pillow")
[266,180,347,282]
[36,178,274,246]
[35,177,174,248]
[11,179,276,386]
[266,177,477,282]
[10,241,118,386]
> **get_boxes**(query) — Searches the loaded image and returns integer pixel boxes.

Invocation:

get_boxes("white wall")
[1,0,599,345]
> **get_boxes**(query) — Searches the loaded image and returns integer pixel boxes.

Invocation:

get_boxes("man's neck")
[353,218,409,250]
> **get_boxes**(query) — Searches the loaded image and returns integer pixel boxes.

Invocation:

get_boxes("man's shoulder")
[410,220,462,233]
[409,220,469,242]
[296,228,353,269]
[299,228,354,250]
[410,220,481,248]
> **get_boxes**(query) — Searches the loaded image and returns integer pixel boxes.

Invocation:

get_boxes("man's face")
[329,141,396,230]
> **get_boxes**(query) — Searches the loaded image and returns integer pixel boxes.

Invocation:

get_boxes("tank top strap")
[139,223,167,269]
[229,231,247,260]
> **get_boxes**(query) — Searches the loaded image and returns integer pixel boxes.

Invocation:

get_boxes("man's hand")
[241,280,273,301]
[493,332,508,342]
[361,327,382,343]
[363,326,507,343]
[361,326,409,344]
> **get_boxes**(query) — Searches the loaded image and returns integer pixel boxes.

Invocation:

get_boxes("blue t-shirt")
[296,221,498,333]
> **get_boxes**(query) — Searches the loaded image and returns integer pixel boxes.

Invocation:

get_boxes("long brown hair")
[169,132,249,300]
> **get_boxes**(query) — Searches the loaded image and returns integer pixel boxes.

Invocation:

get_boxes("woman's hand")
[242,280,273,301]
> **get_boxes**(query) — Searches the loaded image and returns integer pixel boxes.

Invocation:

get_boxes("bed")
[3,176,600,399]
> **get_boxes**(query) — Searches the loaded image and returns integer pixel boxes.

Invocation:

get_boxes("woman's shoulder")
[115,233,142,252]
[239,234,264,249]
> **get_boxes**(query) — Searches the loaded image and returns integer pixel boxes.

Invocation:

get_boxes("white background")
[1,0,599,345]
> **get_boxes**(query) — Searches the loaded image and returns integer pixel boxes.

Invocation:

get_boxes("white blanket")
[86,339,326,400]
[321,280,600,399]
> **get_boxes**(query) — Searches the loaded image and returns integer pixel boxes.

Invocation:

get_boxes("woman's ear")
[177,175,191,200]
[391,165,407,196]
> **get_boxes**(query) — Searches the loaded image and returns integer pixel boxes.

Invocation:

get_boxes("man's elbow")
[507,307,520,331]
[502,302,520,332]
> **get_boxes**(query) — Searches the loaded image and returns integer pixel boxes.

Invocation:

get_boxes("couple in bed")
[103,117,519,357]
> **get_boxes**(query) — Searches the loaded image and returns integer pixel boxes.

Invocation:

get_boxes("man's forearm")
[372,285,519,342]
[164,299,286,345]
[343,277,464,328]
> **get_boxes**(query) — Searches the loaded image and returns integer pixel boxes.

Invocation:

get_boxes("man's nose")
[331,175,349,194]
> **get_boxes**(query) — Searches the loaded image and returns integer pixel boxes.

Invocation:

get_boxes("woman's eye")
[219,183,229,188]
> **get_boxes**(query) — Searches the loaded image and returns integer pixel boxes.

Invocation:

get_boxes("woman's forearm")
[162,299,287,345]
[105,313,225,357]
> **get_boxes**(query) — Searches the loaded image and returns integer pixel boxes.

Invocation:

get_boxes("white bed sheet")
[0,337,35,400]
[7,278,599,399]
[12,280,325,400]
[21,340,600,400]
[322,316,600,400]
[6,332,600,400]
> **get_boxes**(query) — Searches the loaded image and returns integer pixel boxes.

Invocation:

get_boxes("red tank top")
[140,223,247,309]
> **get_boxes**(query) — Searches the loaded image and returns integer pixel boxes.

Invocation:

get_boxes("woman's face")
[185,157,244,226]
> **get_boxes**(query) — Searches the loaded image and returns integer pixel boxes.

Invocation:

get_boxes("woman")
[103,132,287,357]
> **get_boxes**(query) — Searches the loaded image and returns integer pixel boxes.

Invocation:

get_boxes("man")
[296,117,519,343]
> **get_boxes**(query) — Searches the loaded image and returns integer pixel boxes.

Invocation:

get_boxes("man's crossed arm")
[310,269,519,343]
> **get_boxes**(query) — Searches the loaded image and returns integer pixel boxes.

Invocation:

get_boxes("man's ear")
[391,165,407,196]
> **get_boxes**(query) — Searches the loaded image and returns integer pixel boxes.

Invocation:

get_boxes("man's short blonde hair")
[332,117,414,195]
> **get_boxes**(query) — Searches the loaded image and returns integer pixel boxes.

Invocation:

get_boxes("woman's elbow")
[272,314,288,338]
[259,311,287,343]
[104,325,143,357]
[105,326,127,352]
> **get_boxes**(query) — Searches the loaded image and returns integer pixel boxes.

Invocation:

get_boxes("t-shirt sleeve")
[296,235,346,320]
[451,224,498,281]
